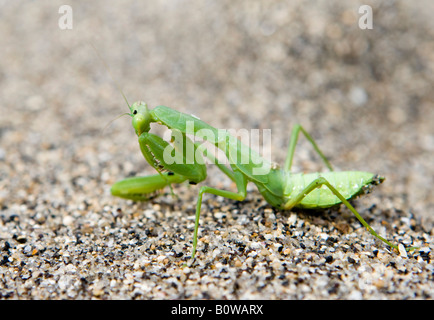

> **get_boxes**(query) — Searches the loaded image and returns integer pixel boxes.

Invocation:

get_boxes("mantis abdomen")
[285,171,384,209]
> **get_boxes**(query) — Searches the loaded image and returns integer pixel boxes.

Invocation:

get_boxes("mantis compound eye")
[133,110,137,115]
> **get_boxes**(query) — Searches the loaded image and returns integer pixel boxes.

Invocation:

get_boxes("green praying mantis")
[110,101,418,260]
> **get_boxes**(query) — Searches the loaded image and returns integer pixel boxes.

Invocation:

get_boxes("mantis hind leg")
[190,171,247,260]
[284,124,333,172]
[283,177,417,252]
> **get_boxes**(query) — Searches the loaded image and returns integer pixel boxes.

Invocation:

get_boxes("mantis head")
[130,101,153,136]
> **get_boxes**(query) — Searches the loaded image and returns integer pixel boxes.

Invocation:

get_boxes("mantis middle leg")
[284,124,333,172]
[191,170,248,260]
[196,142,236,182]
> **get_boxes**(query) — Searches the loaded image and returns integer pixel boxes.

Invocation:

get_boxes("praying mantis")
[111,101,418,260]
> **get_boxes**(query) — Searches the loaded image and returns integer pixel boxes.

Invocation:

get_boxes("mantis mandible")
[111,101,418,260]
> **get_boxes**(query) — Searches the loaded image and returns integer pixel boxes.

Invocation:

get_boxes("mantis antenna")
[90,43,137,134]
[89,43,131,111]
[101,112,131,135]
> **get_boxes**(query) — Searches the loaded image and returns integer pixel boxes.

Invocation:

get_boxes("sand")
[0,0,432,299]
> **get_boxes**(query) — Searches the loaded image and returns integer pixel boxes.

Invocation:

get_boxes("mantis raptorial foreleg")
[285,124,334,172]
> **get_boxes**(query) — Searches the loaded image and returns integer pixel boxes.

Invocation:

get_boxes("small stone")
[260,248,270,256]
[63,215,74,226]
[349,86,368,106]
[16,235,27,244]
[398,244,408,258]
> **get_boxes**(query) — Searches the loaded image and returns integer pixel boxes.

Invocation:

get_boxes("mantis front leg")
[111,173,187,201]
[191,171,248,260]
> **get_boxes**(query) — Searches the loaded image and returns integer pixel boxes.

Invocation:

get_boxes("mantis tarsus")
[111,101,418,260]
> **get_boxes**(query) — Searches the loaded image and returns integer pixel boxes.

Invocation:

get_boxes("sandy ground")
[0,1,433,299]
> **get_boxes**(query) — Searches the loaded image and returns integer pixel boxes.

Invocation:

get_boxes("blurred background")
[0,0,433,224]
